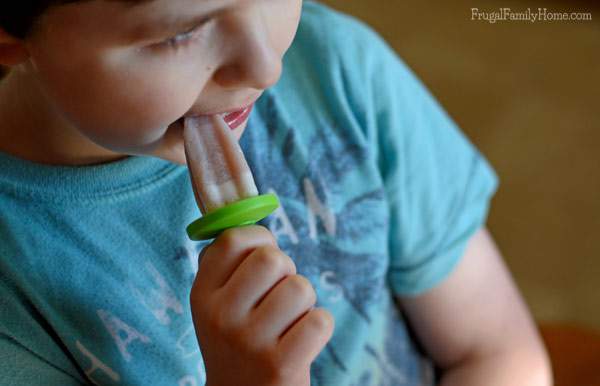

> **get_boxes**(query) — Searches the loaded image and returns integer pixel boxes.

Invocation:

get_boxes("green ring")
[186,193,280,240]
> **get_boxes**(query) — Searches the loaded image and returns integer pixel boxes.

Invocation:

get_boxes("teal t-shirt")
[0,2,498,385]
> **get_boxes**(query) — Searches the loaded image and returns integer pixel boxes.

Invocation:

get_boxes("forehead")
[102,0,239,13]
[42,0,237,42]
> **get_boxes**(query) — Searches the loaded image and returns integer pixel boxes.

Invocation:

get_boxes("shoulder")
[282,3,438,147]
[287,2,422,109]
[297,1,379,42]
[293,1,393,68]
[280,2,417,132]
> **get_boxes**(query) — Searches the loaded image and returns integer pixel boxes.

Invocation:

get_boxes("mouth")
[219,103,255,130]
[169,102,255,134]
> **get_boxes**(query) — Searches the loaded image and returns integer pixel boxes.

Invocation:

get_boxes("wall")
[321,0,600,330]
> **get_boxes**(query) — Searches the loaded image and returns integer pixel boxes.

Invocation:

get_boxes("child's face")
[24,0,302,163]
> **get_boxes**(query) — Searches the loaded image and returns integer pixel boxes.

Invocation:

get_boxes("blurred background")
[320,0,599,384]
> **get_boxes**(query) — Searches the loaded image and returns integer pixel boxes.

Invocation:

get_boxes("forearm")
[439,348,553,386]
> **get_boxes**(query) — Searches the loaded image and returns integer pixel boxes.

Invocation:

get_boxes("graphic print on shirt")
[76,340,121,384]
[129,261,185,325]
[240,92,402,380]
[246,92,391,323]
[62,90,428,386]
[97,309,152,362]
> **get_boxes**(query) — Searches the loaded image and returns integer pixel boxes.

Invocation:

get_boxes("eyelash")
[158,25,203,50]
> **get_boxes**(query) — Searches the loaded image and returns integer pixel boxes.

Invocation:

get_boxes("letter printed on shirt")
[76,340,121,384]
[176,325,200,359]
[97,309,151,362]
[267,188,299,244]
[131,261,184,325]
[303,178,336,240]
[320,270,344,303]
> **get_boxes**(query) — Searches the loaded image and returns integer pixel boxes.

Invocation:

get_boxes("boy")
[0,0,551,385]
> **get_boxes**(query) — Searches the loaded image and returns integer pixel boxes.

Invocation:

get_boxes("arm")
[399,227,552,386]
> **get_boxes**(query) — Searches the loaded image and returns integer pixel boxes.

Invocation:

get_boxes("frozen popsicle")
[183,114,279,240]
[183,115,258,214]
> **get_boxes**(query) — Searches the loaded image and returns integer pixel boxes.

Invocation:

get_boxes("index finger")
[194,225,278,292]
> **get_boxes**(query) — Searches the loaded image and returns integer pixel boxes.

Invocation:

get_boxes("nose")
[212,12,283,90]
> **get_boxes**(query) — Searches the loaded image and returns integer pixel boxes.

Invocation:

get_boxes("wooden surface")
[540,324,600,386]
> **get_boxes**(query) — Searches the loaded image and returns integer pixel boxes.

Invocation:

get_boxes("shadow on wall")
[321,1,600,384]
[321,0,600,331]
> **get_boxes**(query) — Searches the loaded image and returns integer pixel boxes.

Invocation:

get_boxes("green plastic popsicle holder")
[186,193,279,241]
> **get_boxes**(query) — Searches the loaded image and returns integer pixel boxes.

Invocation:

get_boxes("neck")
[0,67,124,166]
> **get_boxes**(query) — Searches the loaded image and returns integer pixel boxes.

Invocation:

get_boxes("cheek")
[32,42,207,150]
[85,56,204,146]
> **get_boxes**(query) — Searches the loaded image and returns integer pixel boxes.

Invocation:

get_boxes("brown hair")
[0,2,87,79]
[1,2,69,39]
[1,1,143,38]
[0,1,141,78]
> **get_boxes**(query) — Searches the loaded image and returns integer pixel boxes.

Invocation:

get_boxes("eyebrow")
[108,0,157,6]
[134,15,210,41]
[122,3,223,43]
[107,0,235,44]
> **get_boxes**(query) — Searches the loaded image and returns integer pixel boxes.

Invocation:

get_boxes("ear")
[0,28,29,67]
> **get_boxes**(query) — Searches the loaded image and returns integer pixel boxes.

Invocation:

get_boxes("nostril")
[212,64,242,89]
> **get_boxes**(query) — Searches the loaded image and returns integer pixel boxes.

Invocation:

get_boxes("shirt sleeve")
[0,277,88,385]
[347,22,500,296]
[0,335,86,386]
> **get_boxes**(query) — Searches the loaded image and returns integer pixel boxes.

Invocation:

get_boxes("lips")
[221,103,254,130]
[174,102,255,132]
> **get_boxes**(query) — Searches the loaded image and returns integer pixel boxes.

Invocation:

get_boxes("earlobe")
[0,29,30,67]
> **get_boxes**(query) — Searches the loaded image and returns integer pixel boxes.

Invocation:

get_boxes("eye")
[161,26,200,48]
[152,18,211,49]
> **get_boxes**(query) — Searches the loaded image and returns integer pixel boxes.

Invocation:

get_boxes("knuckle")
[214,228,244,255]
[253,225,278,247]
[253,246,297,276]
[253,245,284,270]
[285,275,316,302]
[307,308,334,333]
[232,326,265,355]
[207,305,235,332]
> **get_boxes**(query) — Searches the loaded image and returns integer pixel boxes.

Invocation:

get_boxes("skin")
[0,0,300,165]
[193,226,334,386]
[401,227,552,386]
[0,1,552,385]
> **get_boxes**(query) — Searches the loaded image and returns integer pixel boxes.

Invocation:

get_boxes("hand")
[190,225,334,386]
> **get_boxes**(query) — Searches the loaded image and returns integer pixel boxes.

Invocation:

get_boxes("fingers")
[195,225,278,292]
[249,275,316,344]
[277,308,335,369]
[219,245,297,319]
[189,223,335,383]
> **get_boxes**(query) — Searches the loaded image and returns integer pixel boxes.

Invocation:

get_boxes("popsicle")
[184,115,259,213]
[183,115,279,240]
